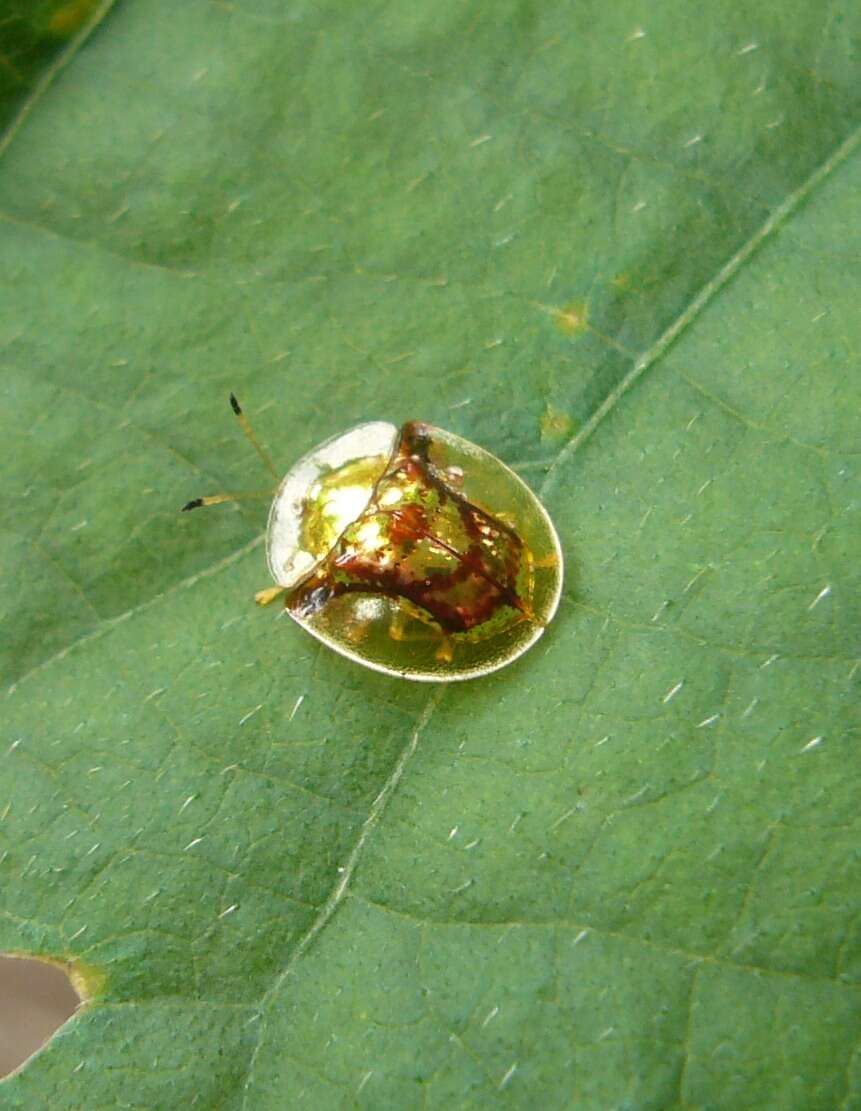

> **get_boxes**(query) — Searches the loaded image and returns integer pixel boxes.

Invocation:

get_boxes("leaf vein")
[238,686,446,1105]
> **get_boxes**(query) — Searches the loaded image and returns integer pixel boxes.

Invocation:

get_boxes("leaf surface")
[1,1,859,1107]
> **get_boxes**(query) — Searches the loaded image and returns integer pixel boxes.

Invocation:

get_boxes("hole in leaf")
[0,955,81,1079]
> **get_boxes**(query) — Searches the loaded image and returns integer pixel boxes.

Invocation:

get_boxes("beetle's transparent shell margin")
[266,422,398,590]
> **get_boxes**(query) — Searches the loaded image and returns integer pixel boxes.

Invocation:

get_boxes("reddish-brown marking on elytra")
[387,502,427,547]
[287,422,532,636]
[332,560,505,634]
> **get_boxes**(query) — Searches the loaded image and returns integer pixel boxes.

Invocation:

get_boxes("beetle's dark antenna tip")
[229,393,242,416]
[181,498,203,512]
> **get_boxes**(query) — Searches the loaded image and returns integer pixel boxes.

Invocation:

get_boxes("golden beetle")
[183,398,563,681]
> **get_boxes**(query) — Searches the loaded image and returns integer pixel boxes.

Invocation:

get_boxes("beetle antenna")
[229,393,280,482]
[181,490,272,512]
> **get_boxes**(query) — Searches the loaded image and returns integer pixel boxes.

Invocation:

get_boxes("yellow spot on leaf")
[555,301,588,336]
[67,958,107,1002]
[540,405,574,442]
[48,0,99,37]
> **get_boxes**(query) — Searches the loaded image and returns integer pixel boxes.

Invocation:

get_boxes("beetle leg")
[346,619,370,644]
[388,608,408,641]
[255,585,286,606]
[389,603,453,664]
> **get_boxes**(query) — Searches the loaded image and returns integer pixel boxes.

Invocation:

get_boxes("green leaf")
[1,1,859,1106]
[0,1,105,136]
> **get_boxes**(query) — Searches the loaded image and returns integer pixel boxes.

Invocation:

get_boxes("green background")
[1,0,859,1106]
